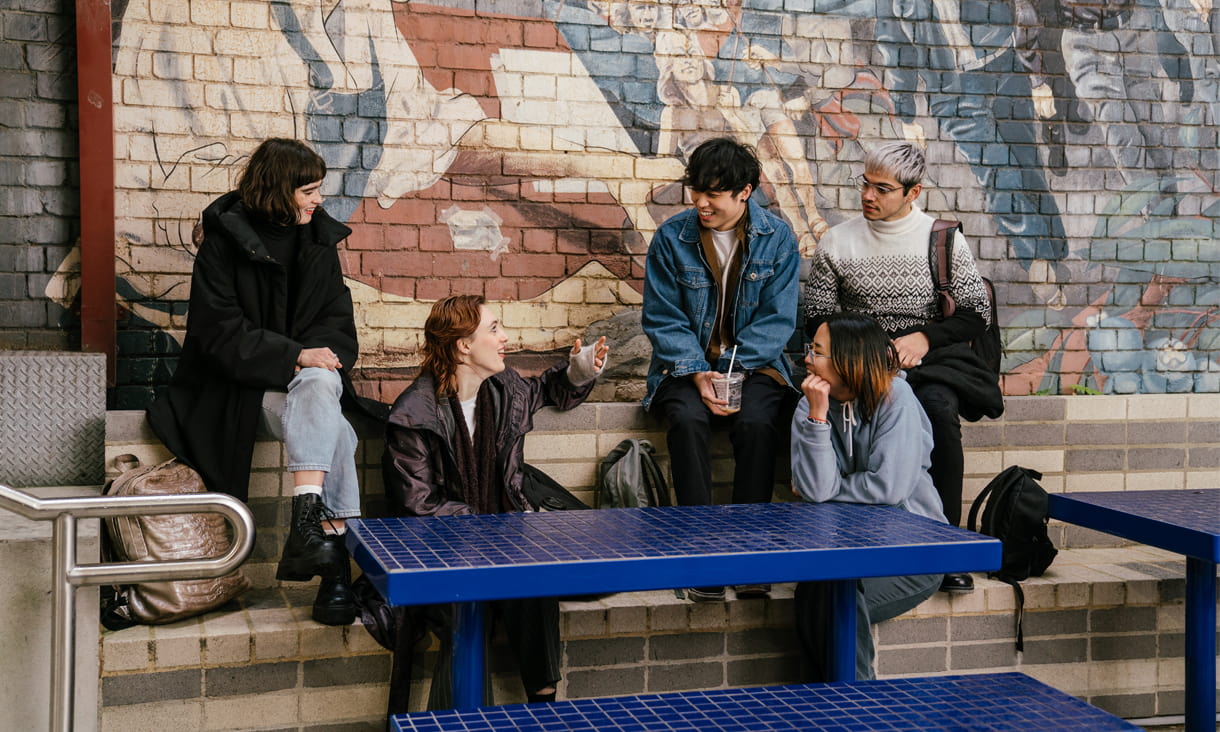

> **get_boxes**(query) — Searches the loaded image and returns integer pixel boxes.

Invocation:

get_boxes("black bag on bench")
[968,465,1058,651]
[521,463,590,511]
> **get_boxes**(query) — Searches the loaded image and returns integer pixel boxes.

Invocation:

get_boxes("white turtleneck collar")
[864,204,925,238]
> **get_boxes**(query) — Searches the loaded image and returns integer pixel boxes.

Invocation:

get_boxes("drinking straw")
[726,345,738,376]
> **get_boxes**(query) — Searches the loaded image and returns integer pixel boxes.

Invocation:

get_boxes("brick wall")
[5,0,1220,408]
[0,0,76,351]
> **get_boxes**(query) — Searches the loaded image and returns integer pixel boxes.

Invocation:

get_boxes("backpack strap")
[965,475,997,533]
[929,219,961,319]
[1000,578,1026,653]
[638,440,672,506]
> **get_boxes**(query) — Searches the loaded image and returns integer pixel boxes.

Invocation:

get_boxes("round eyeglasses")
[850,175,904,196]
[804,344,830,360]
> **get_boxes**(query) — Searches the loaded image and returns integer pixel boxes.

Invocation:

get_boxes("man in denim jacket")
[642,138,800,602]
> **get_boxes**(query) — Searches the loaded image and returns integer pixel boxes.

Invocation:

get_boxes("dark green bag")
[598,438,672,508]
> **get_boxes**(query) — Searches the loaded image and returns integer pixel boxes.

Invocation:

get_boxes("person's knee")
[915,386,959,426]
[290,367,343,402]
[665,404,711,440]
[731,412,779,440]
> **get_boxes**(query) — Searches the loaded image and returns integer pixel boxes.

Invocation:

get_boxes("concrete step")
[96,543,1211,731]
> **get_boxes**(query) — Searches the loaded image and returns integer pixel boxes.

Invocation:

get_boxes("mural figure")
[865,0,1071,279]
[1023,0,1188,206]
[1159,0,1220,184]
[653,28,830,253]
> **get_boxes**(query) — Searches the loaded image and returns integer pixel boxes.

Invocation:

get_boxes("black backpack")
[521,463,591,511]
[598,439,673,508]
[968,465,1058,651]
[930,219,1002,375]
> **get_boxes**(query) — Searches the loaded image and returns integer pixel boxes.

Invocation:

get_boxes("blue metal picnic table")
[347,501,1001,710]
[1048,489,1219,732]
[388,672,1140,731]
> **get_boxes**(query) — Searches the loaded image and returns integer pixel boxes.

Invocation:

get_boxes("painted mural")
[56,0,1220,402]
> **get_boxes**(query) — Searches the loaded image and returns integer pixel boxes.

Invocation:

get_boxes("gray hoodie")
[790,376,948,524]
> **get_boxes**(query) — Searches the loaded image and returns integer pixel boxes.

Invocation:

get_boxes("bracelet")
[807,416,828,425]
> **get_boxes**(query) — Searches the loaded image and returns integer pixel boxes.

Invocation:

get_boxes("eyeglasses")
[804,344,830,360]
[851,175,904,196]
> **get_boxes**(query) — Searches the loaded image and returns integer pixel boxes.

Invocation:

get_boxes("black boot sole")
[312,602,357,626]
[276,546,341,582]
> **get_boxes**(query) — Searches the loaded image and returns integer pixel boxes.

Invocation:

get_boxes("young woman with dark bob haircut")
[789,311,946,681]
[383,294,608,705]
[149,138,371,626]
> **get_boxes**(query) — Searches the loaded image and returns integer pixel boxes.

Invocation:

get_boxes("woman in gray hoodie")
[790,311,947,681]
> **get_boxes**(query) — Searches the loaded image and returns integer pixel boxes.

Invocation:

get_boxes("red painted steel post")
[75,0,115,385]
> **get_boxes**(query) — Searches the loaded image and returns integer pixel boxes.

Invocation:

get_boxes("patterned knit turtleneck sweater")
[803,205,990,337]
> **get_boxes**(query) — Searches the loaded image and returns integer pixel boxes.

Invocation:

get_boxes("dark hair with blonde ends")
[823,312,899,422]
[236,138,327,226]
[422,295,485,397]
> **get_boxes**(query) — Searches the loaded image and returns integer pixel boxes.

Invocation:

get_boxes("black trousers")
[910,381,964,526]
[650,373,796,506]
[426,596,560,708]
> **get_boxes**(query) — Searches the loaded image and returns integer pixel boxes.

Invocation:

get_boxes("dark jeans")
[910,381,963,527]
[795,572,941,682]
[425,596,560,708]
[650,372,796,506]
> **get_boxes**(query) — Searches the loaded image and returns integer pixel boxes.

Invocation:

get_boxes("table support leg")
[452,601,486,710]
[829,578,857,682]
[1183,557,1216,732]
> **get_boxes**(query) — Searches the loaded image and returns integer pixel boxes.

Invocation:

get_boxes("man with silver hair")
[804,141,1002,595]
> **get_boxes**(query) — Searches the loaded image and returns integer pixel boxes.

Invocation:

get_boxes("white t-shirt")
[711,227,738,291]
[459,395,477,440]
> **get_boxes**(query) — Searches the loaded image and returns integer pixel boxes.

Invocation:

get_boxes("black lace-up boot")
[312,541,357,625]
[276,493,340,581]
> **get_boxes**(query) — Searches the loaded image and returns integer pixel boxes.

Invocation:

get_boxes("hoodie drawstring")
[842,400,857,459]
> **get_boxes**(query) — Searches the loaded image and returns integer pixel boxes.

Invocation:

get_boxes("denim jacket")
[641,197,799,409]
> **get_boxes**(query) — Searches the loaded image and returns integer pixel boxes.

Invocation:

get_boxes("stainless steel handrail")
[0,484,255,732]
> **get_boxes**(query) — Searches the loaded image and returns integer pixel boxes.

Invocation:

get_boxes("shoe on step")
[277,493,341,582]
[733,584,771,598]
[685,586,726,602]
[312,542,356,626]
[939,573,974,593]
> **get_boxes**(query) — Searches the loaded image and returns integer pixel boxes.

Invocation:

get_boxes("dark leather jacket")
[383,364,593,516]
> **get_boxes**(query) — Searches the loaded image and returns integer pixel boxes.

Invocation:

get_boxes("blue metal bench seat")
[389,672,1139,731]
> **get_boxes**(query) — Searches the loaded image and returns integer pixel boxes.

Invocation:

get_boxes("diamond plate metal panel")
[0,352,106,487]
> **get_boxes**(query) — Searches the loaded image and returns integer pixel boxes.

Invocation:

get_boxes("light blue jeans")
[260,367,361,518]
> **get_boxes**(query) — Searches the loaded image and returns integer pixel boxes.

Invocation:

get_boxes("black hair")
[818,312,899,422]
[681,137,761,194]
[237,138,328,226]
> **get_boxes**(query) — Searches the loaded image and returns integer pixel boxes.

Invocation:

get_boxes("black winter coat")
[147,191,361,500]
[383,365,592,516]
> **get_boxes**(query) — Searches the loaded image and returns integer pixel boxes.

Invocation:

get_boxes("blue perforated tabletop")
[1048,489,1219,561]
[347,502,1001,605]
[1048,489,1218,732]
[389,672,1139,731]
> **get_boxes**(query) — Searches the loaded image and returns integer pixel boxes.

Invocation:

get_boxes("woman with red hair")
[383,294,607,705]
